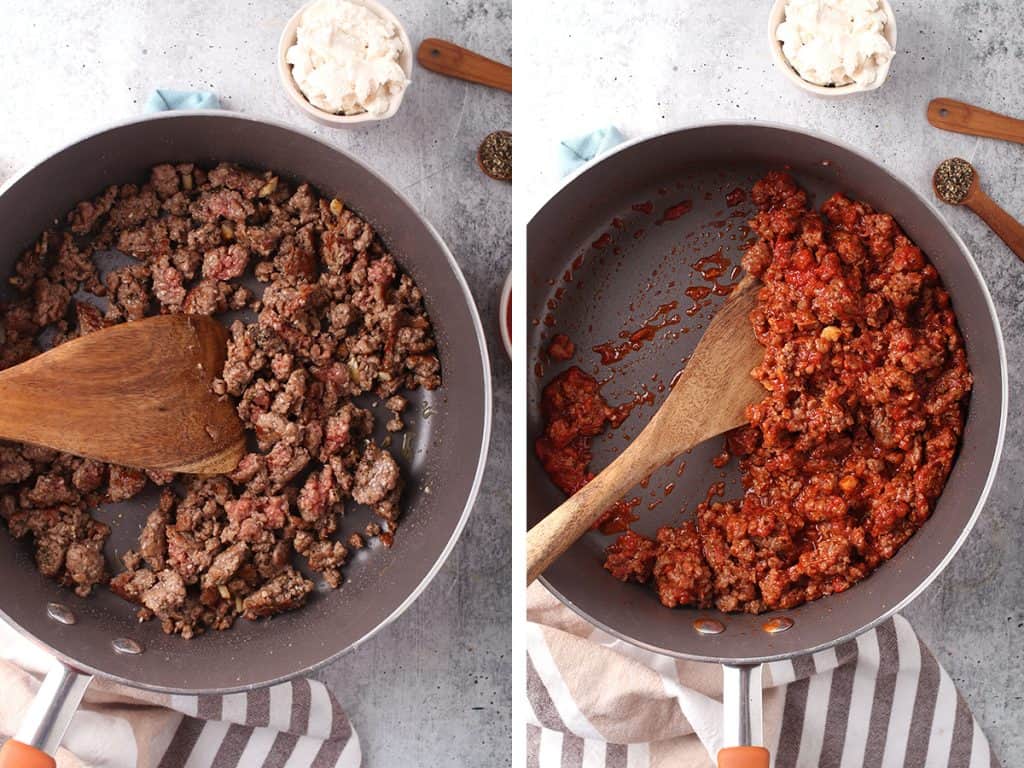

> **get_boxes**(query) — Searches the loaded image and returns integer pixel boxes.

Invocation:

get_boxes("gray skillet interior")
[0,113,490,692]
[527,124,1005,664]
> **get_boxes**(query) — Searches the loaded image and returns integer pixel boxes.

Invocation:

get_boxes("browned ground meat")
[602,172,971,614]
[0,162,440,636]
[546,333,575,361]
[534,367,613,495]
[603,529,657,584]
[352,443,402,518]
[651,524,714,609]
[242,567,314,619]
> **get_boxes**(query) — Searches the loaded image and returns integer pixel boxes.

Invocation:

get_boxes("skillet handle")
[0,662,92,766]
[718,665,769,768]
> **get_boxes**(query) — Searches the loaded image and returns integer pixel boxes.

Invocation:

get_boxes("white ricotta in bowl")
[776,0,894,87]
[286,0,409,116]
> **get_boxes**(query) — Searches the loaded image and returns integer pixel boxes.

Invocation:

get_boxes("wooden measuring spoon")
[417,38,512,92]
[927,98,1024,144]
[526,277,765,584]
[0,314,245,475]
[933,159,1024,263]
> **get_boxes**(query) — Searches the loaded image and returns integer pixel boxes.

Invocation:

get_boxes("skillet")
[0,112,492,765]
[526,123,1006,765]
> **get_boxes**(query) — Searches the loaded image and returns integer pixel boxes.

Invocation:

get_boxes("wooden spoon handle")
[964,190,1024,263]
[417,38,511,92]
[526,412,686,585]
[526,439,660,585]
[927,98,1024,144]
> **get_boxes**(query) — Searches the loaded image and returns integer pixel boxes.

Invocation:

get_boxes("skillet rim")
[527,120,1008,664]
[0,110,494,693]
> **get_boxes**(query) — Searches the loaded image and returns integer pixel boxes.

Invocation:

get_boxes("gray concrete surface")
[520,0,1023,760]
[0,1,511,765]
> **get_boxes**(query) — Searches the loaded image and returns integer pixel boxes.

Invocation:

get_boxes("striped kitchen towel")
[526,583,998,768]
[0,619,360,768]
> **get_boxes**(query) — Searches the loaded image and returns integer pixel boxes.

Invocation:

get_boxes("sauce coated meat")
[535,367,610,496]
[601,171,972,613]
[547,333,575,361]
[535,367,638,534]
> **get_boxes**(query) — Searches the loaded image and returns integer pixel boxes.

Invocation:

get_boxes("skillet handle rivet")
[693,618,725,635]
[46,602,77,625]
[762,617,794,634]
[112,637,144,655]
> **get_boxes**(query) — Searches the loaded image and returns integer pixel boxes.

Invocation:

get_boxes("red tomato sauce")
[534,367,638,533]
[602,171,972,613]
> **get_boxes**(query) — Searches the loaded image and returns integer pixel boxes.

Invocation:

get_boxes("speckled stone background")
[521,0,1023,760]
[0,1,511,765]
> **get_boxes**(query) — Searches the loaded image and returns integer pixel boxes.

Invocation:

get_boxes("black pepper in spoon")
[933,157,975,204]
[478,131,512,182]
[932,157,1024,262]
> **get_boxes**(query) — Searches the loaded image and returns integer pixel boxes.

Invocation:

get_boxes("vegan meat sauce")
[536,171,972,613]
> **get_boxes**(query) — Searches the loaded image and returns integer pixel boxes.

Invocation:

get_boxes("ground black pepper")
[478,130,512,181]
[934,157,975,205]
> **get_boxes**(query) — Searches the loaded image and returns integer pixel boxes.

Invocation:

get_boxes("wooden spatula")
[526,277,765,584]
[417,38,512,92]
[927,98,1024,144]
[0,314,245,475]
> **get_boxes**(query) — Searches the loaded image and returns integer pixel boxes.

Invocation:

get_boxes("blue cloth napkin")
[143,89,220,113]
[557,126,625,176]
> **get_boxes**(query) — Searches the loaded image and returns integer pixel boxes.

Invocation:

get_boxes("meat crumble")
[539,171,972,614]
[0,162,440,637]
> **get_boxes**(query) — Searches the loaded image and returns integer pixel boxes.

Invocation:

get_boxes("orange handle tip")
[0,740,55,768]
[718,745,770,768]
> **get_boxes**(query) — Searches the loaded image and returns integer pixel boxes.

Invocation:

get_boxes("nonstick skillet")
[0,112,491,766]
[526,123,1006,766]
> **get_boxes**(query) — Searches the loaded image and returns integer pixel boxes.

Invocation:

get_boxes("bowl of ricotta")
[769,0,897,96]
[278,0,412,125]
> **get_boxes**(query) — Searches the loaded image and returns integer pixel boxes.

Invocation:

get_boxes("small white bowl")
[499,271,511,358]
[277,0,413,127]
[768,0,897,97]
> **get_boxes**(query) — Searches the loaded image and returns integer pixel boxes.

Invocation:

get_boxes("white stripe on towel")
[538,727,564,768]
[527,623,603,740]
[183,719,230,768]
[881,616,923,768]
[235,726,278,766]
[336,730,362,768]
[840,629,881,768]
[924,667,958,768]
[220,692,248,726]
[268,683,294,732]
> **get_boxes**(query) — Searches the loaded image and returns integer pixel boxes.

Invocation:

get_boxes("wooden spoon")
[927,98,1024,145]
[933,159,1024,263]
[526,277,764,584]
[417,38,512,93]
[0,314,245,475]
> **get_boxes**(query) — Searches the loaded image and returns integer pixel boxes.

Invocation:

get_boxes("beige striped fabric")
[526,583,998,768]
[0,620,360,768]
